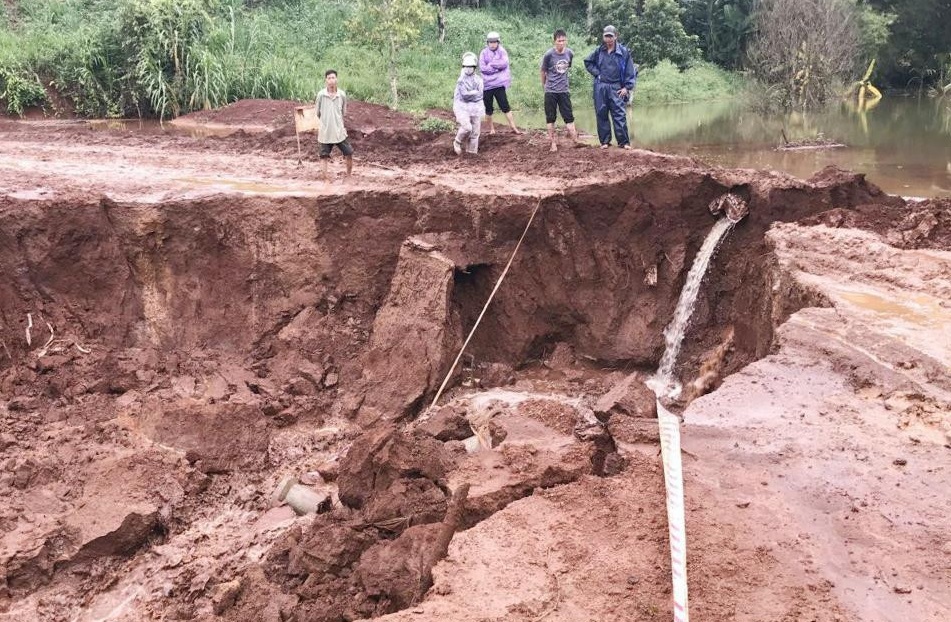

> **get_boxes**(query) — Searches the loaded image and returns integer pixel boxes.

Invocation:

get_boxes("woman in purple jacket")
[479,31,522,135]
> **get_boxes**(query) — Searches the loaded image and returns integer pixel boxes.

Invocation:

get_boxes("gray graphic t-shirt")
[541,48,573,93]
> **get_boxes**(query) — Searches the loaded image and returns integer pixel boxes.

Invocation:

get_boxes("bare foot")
[512,128,523,135]
[600,144,610,150]
[549,143,558,153]
[489,129,497,135]
[621,144,632,150]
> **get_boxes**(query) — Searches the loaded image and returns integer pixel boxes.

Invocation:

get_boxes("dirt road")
[1,100,948,621]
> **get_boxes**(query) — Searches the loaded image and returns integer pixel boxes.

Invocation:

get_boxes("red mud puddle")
[87,118,248,138]
[838,290,948,326]
[679,221,951,622]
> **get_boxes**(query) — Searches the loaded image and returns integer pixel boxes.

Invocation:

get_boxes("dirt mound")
[235,396,613,622]
[172,98,299,130]
[799,197,951,249]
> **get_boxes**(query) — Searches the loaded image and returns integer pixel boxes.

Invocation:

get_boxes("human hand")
[618,88,628,99]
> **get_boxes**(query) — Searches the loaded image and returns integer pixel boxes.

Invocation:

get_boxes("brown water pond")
[520,97,951,198]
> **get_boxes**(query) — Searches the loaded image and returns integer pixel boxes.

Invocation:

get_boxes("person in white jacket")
[453,52,485,155]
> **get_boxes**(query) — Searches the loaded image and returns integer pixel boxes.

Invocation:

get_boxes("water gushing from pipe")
[652,217,737,399]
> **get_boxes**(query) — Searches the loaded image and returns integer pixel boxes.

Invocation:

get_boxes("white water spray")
[652,217,736,398]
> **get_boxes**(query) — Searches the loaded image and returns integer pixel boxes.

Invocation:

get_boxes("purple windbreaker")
[479,45,512,90]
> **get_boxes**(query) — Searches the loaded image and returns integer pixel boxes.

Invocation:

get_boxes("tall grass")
[0,0,742,118]
[635,60,742,104]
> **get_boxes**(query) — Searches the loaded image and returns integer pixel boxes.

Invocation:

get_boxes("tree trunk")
[389,37,399,109]
[586,0,593,33]
[438,0,446,43]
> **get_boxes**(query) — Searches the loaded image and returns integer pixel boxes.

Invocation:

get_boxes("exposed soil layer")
[1,102,949,622]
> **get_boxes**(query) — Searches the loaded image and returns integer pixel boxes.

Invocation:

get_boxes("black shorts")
[544,92,574,124]
[318,139,354,158]
[483,86,511,115]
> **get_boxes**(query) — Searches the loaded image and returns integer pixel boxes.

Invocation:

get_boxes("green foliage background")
[589,0,700,68]
[0,0,947,116]
[0,0,740,117]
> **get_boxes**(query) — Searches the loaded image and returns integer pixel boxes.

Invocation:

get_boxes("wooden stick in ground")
[421,483,470,594]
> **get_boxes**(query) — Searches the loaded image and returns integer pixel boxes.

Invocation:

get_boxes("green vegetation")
[0,66,46,115]
[635,59,740,103]
[0,0,741,118]
[1,0,949,118]
[590,0,700,68]
[354,0,433,108]
[869,0,951,92]
[680,0,755,70]
[417,116,455,132]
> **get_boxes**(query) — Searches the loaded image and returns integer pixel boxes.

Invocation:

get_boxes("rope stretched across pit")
[429,198,544,410]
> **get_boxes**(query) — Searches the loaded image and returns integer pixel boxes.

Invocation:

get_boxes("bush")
[418,116,454,132]
[116,0,219,118]
[634,60,740,103]
[0,66,47,115]
[590,0,699,68]
[747,0,861,109]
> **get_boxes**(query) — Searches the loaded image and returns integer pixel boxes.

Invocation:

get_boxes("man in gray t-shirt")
[315,69,353,180]
[540,29,578,152]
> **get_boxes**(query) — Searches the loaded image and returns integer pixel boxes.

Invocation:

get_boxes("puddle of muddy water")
[86,118,247,138]
[838,290,948,327]
[831,287,951,365]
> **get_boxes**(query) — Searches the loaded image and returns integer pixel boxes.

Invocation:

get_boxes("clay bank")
[1,100,949,622]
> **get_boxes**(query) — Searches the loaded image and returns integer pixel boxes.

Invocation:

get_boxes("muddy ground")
[1,99,949,622]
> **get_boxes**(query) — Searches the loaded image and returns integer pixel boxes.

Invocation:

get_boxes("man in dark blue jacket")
[584,25,638,149]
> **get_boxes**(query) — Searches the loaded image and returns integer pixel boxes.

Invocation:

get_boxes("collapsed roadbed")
[1,101,949,622]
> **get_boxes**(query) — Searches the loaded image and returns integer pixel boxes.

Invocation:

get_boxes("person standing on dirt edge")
[453,52,485,155]
[316,69,353,180]
[480,31,522,135]
[541,29,578,153]
[584,25,637,150]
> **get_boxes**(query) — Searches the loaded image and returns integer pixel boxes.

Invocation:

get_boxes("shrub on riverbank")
[0,0,742,118]
[635,60,741,104]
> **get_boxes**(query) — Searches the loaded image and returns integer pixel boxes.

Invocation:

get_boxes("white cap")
[462,52,478,67]
[486,31,500,42]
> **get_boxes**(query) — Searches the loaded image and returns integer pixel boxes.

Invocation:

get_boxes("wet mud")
[1,99,949,622]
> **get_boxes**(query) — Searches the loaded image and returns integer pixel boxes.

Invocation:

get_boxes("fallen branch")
[25,313,33,347]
